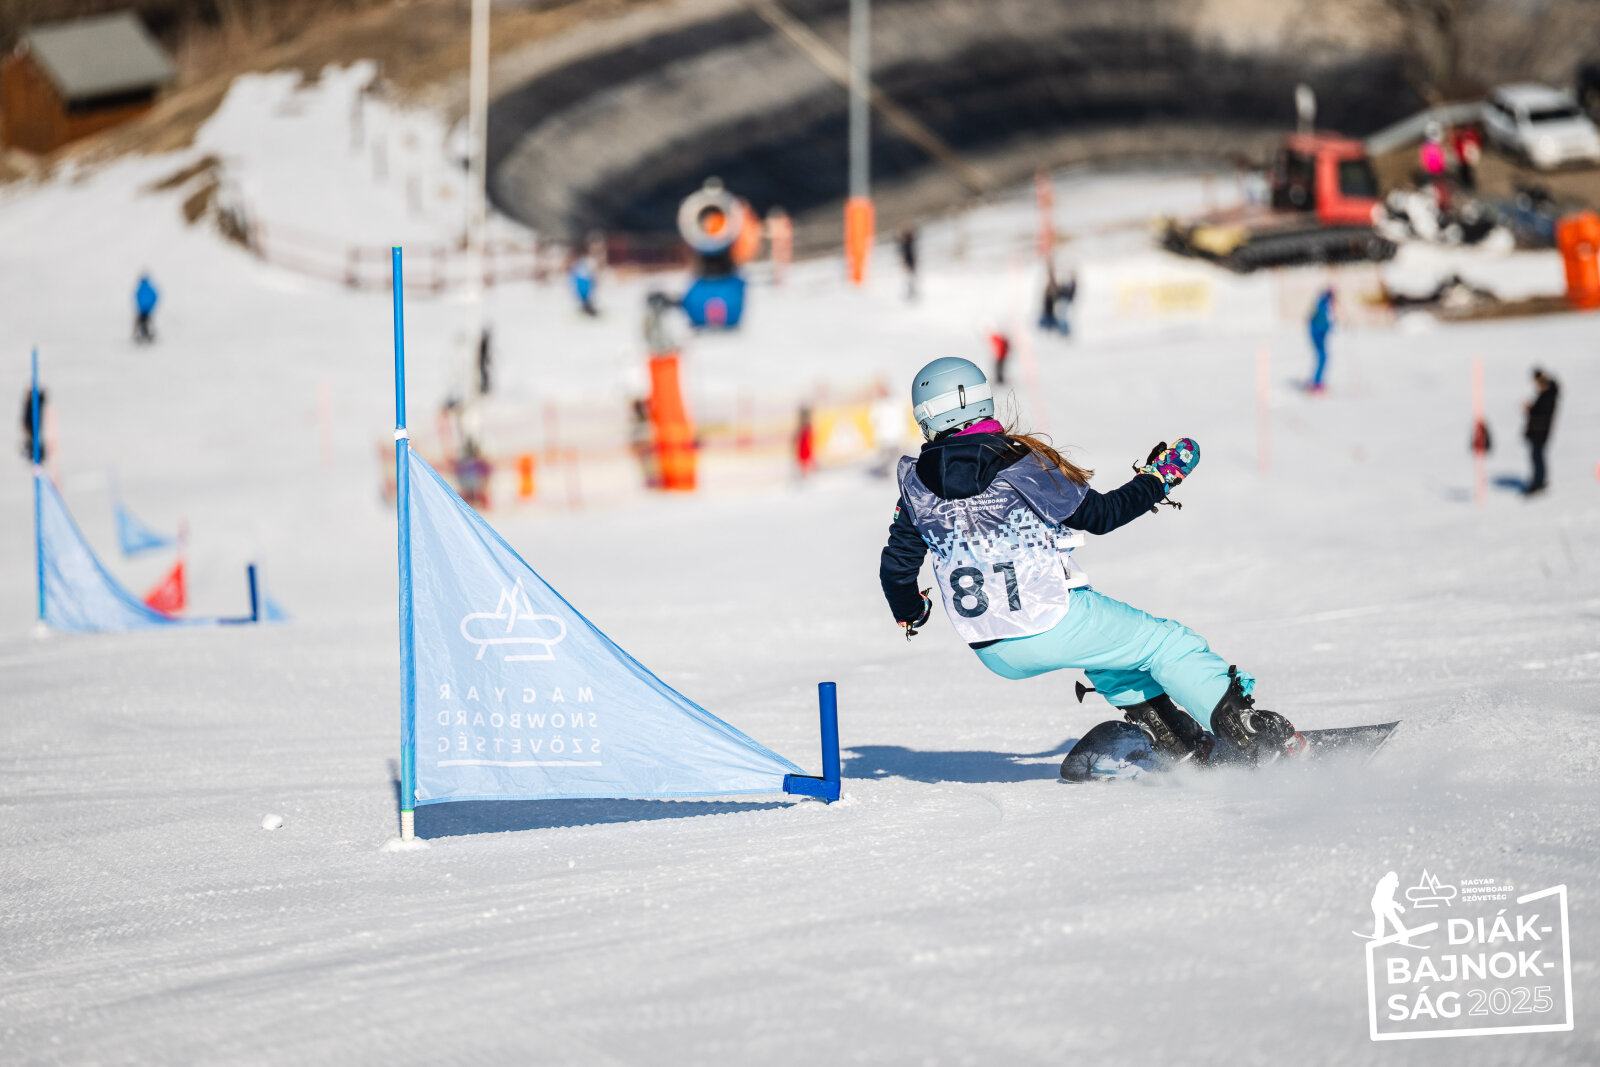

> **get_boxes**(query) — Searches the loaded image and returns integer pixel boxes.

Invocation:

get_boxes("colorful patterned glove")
[1138,438,1200,492]
[901,589,932,640]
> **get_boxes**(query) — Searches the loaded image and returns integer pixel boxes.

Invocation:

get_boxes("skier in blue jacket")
[134,273,160,344]
[1307,288,1334,392]
[880,357,1300,778]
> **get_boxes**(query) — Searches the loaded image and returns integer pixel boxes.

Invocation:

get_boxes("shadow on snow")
[1492,473,1529,493]
[843,739,1077,785]
[389,739,1082,837]
[385,766,791,838]
[412,797,793,838]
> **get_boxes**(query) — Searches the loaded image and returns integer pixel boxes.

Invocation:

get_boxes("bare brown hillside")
[4,0,652,168]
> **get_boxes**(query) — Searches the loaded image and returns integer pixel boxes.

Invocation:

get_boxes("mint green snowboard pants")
[973,587,1254,729]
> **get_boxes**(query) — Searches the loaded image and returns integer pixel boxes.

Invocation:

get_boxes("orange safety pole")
[845,196,874,286]
[1034,170,1055,260]
[517,453,536,499]
[649,354,697,491]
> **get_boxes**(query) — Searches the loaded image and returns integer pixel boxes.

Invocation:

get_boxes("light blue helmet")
[911,357,994,440]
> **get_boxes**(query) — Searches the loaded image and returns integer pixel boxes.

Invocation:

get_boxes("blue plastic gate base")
[783,773,840,801]
[782,682,842,802]
[683,274,746,328]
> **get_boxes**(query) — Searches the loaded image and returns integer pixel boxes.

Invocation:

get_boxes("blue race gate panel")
[403,448,802,804]
[114,496,176,557]
[37,473,187,633]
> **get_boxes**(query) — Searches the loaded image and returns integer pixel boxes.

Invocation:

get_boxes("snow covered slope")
[1,70,1596,1065]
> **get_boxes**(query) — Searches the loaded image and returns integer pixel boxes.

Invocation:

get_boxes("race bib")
[898,456,1089,644]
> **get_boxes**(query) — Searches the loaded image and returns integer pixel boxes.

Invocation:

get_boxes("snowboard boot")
[1121,694,1215,765]
[1208,666,1304,764]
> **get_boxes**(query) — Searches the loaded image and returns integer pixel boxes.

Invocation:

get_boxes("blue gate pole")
[392,248,418,840]
[31,347,43,625]
[782,681,841,801]
[247,563,260,623]
[818,681,840,789]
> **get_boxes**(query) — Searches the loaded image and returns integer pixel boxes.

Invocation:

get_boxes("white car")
[1483,83,1600,169]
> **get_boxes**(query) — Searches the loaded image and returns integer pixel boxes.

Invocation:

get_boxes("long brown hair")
[1003,428,1093,486]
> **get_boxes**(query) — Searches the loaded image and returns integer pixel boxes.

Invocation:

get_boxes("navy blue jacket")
[879,432,1164,624]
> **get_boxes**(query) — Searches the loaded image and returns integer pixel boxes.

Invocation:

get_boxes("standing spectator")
[569,252,598,317]
[1039,265,1061,330]
[1039,265,1078,334]
[19,385,46,462]
[1419,123,1446,182]
[1451,125,1481,191]
[1470,415,1492,457]
[1307,287,1334,392]
[989,331,1012,385]
[629,398,660,489]
[897,224,919,302]
[455,437,492,509]
[766,207,793,286]
[477,326,493,395]
[1523,367,1560,495]
[1419,122,1450,212]
[1057,267,1078,335]
[134,272,159,343]
[868,379,910,478]
[795,405,816,479]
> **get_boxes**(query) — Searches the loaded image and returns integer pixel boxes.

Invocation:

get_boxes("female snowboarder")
[880,357,1299,779]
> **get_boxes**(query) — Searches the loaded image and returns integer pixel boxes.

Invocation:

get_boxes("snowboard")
[1060,720,1401,782]
[1213,720,1402,767]
[1291,720,1401,762]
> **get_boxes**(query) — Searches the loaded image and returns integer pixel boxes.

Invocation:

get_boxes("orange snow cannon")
[845,195,874,285]
[1557,211,1600,309]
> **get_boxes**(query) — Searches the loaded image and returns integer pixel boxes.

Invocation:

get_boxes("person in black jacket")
[1523,368,1559,495]
[882,357,1299,774]
[897,224,919,302]
[19,385,45,463]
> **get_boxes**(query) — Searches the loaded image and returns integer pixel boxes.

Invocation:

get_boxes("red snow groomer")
[1162,133,1397,272]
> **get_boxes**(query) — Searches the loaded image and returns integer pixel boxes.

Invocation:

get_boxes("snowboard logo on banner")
[459,579,567,661]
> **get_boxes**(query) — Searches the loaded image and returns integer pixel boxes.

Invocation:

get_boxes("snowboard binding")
[1209,666,1303,764]
[1121,694,1214,765]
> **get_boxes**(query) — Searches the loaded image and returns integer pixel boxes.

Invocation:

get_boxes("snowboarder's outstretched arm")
[879,498,930,624]
[1064,439,1198,534]
[1064,472,1164,534]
